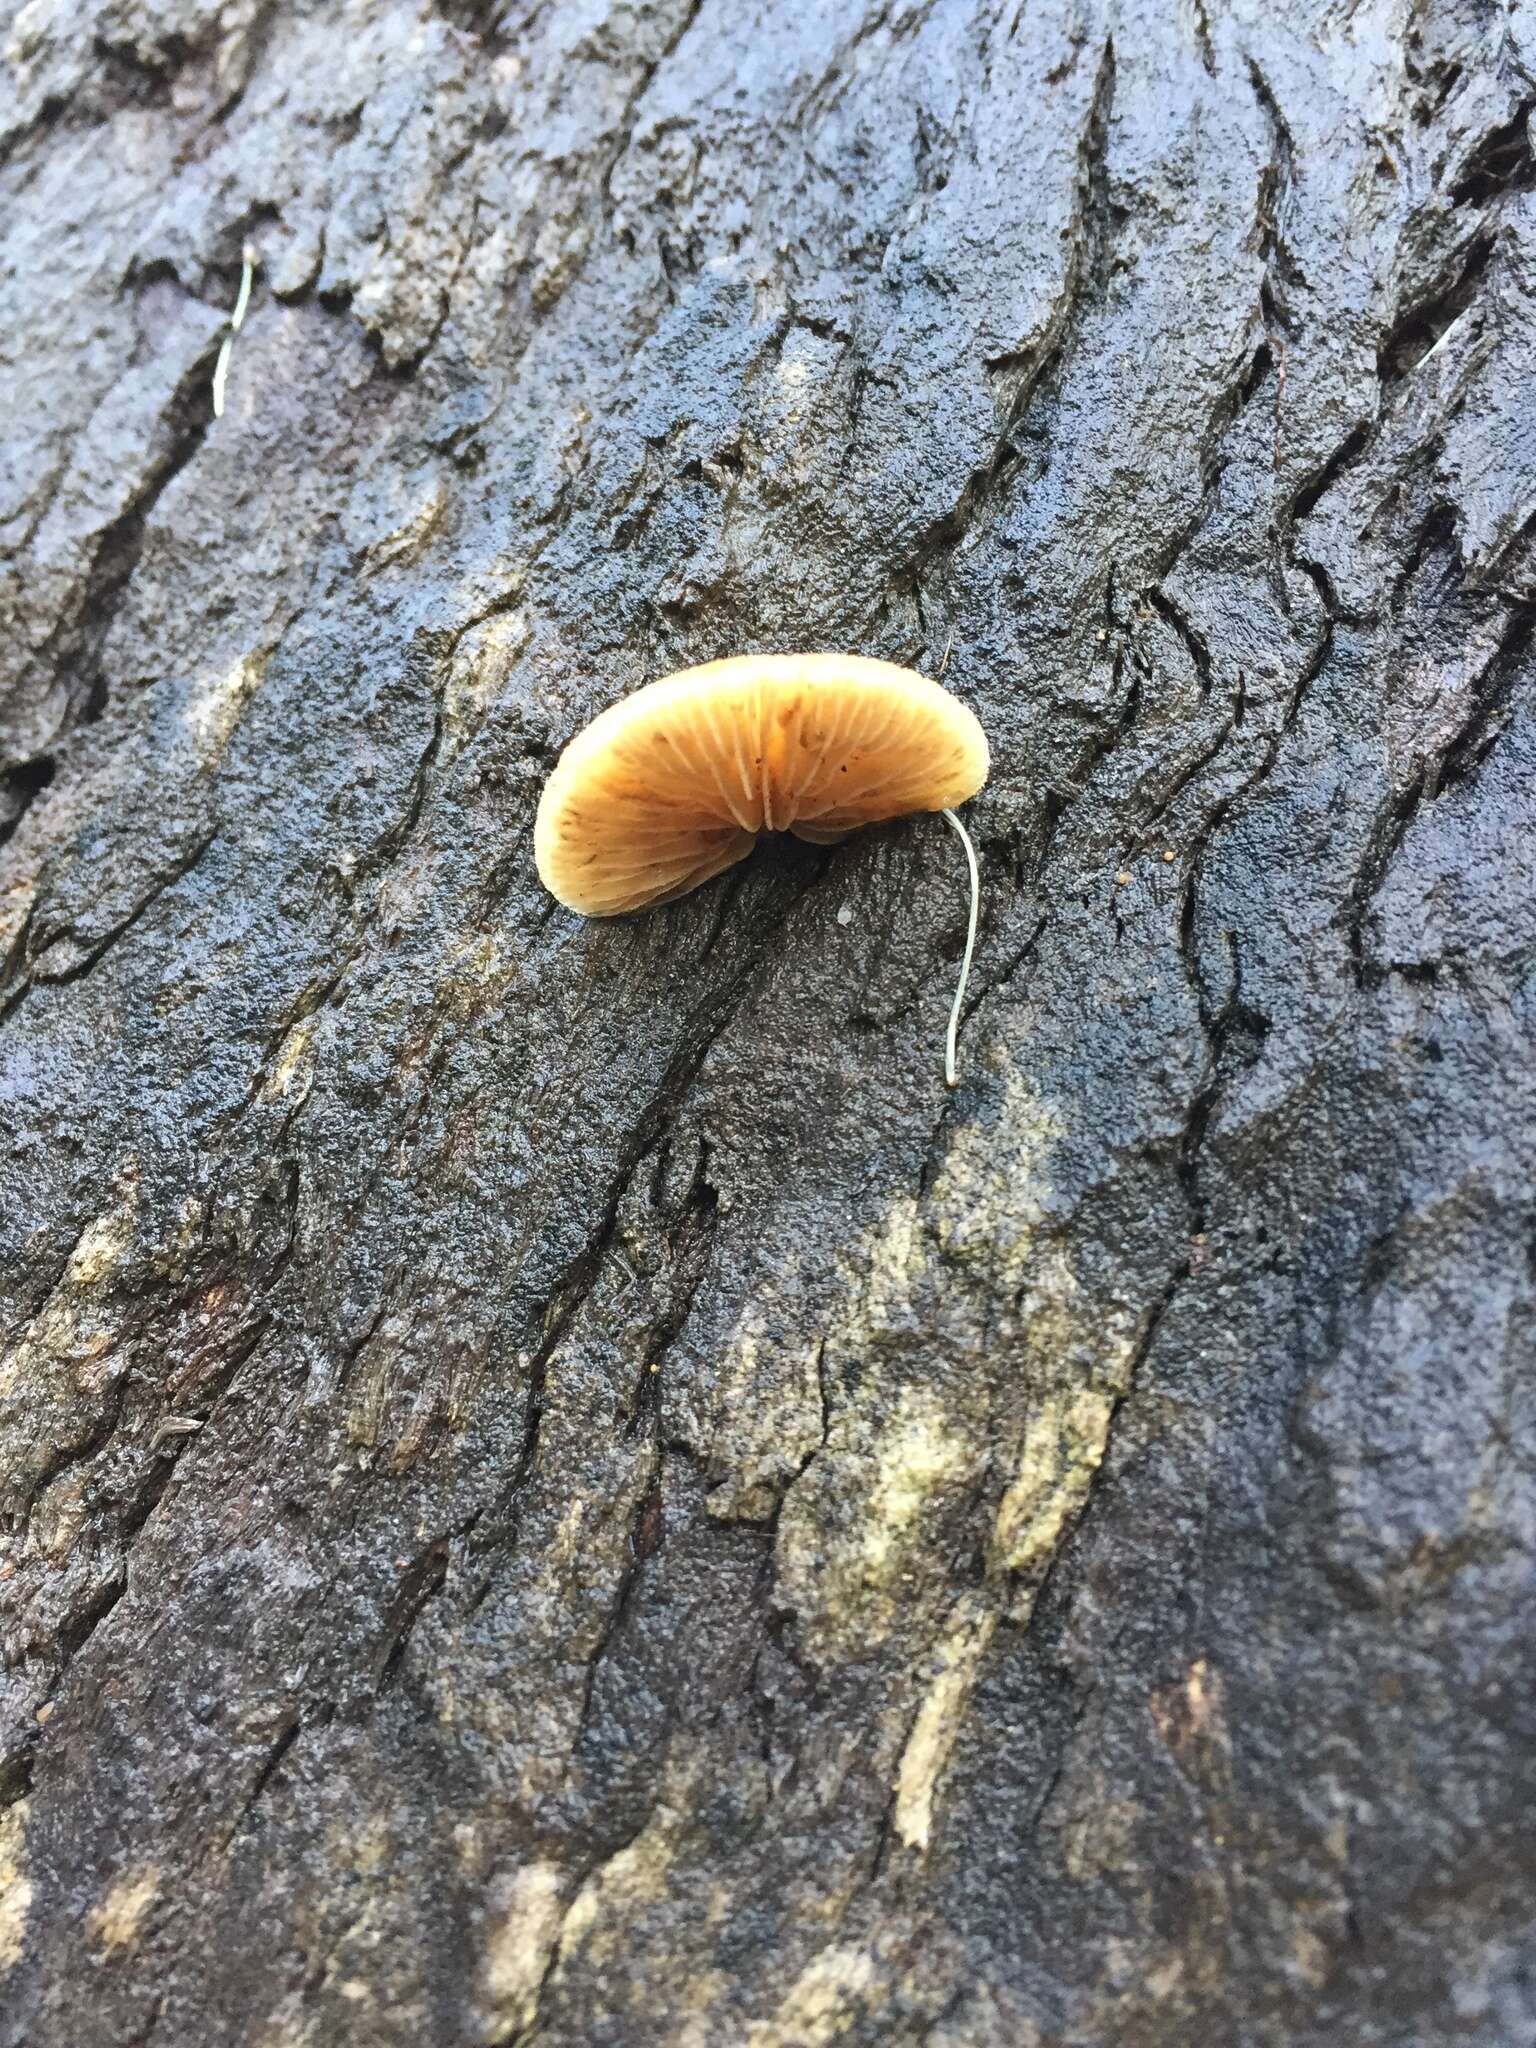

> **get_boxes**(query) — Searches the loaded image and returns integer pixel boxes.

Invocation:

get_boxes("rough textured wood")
[1,1,1534,2042]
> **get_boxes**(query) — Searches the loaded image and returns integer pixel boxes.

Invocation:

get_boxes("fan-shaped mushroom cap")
[534,653,989,915]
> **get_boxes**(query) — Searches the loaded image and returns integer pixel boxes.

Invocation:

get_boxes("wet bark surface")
[1,1,1534,2041]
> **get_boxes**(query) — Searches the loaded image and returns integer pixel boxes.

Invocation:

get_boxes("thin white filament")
[231,243,256,332]
[211,334,234,419]
[212,244,257,419]
[941,806,980,1088]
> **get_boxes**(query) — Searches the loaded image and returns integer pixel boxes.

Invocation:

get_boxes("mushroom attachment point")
[533,653,989,1082]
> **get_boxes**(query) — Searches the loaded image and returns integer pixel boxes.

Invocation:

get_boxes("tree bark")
[1,0,1534,2041]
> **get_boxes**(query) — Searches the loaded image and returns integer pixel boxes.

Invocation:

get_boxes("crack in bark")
[374,1535,454,1691]
[600,0,708,210]
[568,1461,662,1757]
[464,854,834,1610]
[0,753,58,855]
[1451,99,1534,206]
[14,335,222,761]
[1127,714,1236,852]
[1246,54,1297,321]
[0,828,219,1023]
[1349,600,1535,986]
[901,36,1118,606]
[1378,231,1495,384]
[0,20,225,170]
[1146,585,1215,697]
[14,1310,272,1701]
[227,1711,302,1837]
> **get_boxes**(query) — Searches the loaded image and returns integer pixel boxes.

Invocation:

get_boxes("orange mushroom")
[534,653,989,1081]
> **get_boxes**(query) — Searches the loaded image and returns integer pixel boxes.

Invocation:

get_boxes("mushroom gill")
[534,653,988,917]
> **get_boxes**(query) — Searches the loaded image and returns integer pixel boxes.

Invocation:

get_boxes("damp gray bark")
[2,1,1534,2042]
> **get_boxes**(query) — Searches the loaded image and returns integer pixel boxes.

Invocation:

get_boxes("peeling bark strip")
[1,0,1534,2041]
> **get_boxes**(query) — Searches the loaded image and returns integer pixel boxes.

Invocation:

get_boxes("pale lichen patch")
[894,1591,998,1850]
[1059,1794,1142,1883]
[697,1059,1150,1861]
[852,1193,923,1331]
[554,1807,680,1972]
[187,646,271,767]
[475,1861,568,2038]
[0,1169,143,1513]
[88,1864,160,1954]
[777,1366,977,1664]
[743,1942,880,2048]
[63,1190,140,1289]
[699,1299,824,1523]
[260,1012,319,1103]
[983,1223,1142,1608]
[0,1803,33,1977]
[860,1385,973,1585]
[991,1378,1119,1580]
[927,1063,1064,1291]
[28,1463,93,1559]
[442,606,529,755]
[705,1192,930,1532]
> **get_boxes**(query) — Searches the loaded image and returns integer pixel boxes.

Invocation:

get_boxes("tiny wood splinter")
[533,653,989,1084]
